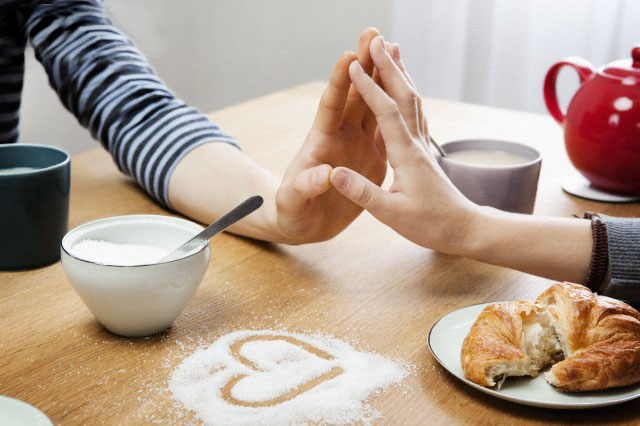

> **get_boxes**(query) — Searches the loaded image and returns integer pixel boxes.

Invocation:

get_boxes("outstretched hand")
[275,28,388,244]
[329,35,479,254]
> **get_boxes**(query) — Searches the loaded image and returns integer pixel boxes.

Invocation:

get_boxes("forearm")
[26,1,236,208]
[463,207,593,283]
[168,143,287,243]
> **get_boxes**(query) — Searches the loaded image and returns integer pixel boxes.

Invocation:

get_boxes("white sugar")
[169,330,408,425]
[71,239,168,266]
[233,340,335,402]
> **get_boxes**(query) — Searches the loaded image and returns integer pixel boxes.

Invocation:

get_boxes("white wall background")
[393,0,640,115]
[17,0,640,155]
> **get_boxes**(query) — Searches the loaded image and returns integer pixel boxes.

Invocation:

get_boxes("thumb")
[277,164,332,215]
[330,167,388,217]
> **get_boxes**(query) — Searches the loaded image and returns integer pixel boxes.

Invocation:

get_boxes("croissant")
[460,282,640,391]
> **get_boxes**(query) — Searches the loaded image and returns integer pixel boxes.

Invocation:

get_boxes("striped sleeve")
[0,2,27,144]
[25,0,239,208]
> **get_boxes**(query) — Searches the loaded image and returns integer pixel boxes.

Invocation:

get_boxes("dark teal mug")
[0,144,70,270]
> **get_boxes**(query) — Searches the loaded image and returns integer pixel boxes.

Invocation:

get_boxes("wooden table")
[2,82,639,425]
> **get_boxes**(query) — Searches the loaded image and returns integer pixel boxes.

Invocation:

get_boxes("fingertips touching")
[370,37,414,92]
[357,27,380,72]
[368,36,422,138]
[334,50,357,84]
[348,60,384,99]
[349,60,366,78]
[330,167,351,191]
[310,164,332,190]
[342,27,379,126]
[368,36,410,93]
[348,59,415,152]
[369,35,393,70]
[291,164,332,202]
[330,167,390,221]
[349,60,377,95]
[340,50,357,68]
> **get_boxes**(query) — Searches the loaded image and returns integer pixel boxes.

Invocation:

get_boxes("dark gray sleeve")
[599,215,640,309]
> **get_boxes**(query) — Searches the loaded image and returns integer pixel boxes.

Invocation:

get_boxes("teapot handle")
[543,57,595,125]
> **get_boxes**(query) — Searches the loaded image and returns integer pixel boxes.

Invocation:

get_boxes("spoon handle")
[159,195,263,262]
[197,195,264,241]
[429,134,448,157]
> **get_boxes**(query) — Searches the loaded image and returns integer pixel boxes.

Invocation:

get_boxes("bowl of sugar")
[61,215,210,337]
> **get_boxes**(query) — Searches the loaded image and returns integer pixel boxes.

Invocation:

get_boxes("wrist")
[582,212,609,293]
[245,180,307,245]
[261,199,304,245]
[428,202,489,257]
[456,205,503,260]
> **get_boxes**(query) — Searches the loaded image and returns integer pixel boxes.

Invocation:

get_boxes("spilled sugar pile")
[71,239,168,266]
[169,330,408,425]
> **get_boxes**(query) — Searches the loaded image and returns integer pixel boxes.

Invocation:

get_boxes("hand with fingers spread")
[274,28,388,244]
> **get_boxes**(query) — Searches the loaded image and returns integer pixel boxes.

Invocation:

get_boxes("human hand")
[329,35,480,254]
[275,28,388,244]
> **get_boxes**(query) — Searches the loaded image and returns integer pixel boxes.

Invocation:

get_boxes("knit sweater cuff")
[599,214,640,308]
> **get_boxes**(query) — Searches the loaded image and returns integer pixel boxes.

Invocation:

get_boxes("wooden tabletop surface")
[2,82,639,425]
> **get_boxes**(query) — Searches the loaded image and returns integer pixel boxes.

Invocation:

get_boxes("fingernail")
[378,35,386,52]
[314,168,327,187]
[392,43,400,60]
[332,169,350,190]
[343,50,356,61]
[350,60,364,74]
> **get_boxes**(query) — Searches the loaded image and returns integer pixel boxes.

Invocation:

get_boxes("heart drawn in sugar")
[169,330,409,424]
[221,335,344,407]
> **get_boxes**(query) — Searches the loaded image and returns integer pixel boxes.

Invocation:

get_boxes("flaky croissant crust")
[539,282,640,391]
[460,282,640,391]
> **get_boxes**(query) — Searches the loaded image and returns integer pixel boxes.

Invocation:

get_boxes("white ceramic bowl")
[61,215,210,337]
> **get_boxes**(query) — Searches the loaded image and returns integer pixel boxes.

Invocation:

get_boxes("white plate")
[428,302,640,409]
[0,396,52,425]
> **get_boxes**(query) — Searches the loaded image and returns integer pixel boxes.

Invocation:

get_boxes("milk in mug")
[446,149,529,167]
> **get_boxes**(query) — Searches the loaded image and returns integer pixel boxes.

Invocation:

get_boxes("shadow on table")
[420,349,640,424]
[75,289,243,345]
[408,251,523,304]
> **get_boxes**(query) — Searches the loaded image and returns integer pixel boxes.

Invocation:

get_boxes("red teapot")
[544,47,640,194]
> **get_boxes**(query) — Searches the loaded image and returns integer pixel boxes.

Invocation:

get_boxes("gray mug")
[0,144,70,270]
[437,139,542,214]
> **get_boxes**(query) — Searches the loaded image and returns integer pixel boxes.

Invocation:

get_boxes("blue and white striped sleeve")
[25,0,239,208]
[0,2,26,144]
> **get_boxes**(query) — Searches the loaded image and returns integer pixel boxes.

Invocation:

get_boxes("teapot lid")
[600,46,640,81]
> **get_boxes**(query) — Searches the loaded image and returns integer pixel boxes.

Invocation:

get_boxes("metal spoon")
[429,134,448,157]
[158,195,264,263]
